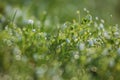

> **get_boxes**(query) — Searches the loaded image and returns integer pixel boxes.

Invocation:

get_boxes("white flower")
[63,23,67,28]
[110,14,112,17]
[103,31,110,39]
[83,8,87,11]
[94,22,98,27]
[6,40,12,46]
[102,49,109,56]
[66,38,70,43]
[32,29,36,32]
[5,26,8,30]
[74,54,79,59]
[13,47,21,60]
[88,39,94,46]
[114,32,119,37]
[87,10,89,13]
[95,17,99,20]
[117,48,120,55]
[15,55,21,60]
[28,19,34,25]
[79,43,85,51]
[35,67,46,76]
[101,19,104,23]
[73,51,79,59]
[76,10,80,14]
[99,23,104,30]
[13,47,21,55]
[93,39,97,43]
[109,58,115,67]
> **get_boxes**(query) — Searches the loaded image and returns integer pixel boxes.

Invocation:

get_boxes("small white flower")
[6,40,12,46]
[117,48,120,55]
[79,43,85,51]
[76,10,80,14]
[101,19,104,23]
[86,10,89,13]
[110,14,112,17]
[114,32,119,37]
[28,19,34,25]
[109,58,115,67]
[95,17,99,20]
[88,39,94,46]
[5,26,8,30]
[83,8,87,11]
[73,51,79,59]
[74,54,79,59]
[16,54,21,60]
[36,67,46,76]
[72,36,78,42]
[13,47,21,60]
[13,47,21,55]
[103,31,110,39]
[94,22,98,27]
[62,23,67,29]
[99,23,104,29]
[32,29,36,32]
[66,38,70,43]
[93,39,97,43]
[115,24,119,27]
[102,49,109,56]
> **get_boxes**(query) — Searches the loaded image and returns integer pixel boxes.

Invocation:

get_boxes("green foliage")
[0,1,120,80]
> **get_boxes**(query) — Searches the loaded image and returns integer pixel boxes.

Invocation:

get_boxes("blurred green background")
[0,0,120,24]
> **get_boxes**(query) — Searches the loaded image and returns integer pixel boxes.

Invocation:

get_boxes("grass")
[0,5,120,80]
